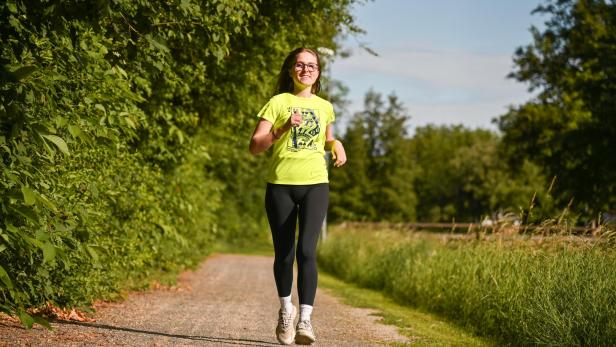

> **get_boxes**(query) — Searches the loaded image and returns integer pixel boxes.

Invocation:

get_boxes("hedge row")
[0,0,359,326]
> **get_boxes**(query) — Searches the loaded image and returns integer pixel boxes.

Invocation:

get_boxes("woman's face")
[289,51,320,89]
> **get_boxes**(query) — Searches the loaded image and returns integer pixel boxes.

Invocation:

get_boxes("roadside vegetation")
[319,272,495,347]
[0,0,361,326]
[318,225,616,346]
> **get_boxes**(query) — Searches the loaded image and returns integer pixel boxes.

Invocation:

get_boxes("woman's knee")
[296,246,317,265]
[275,251,295,268]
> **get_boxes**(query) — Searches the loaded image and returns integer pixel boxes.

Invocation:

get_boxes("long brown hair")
[275,47,322,95]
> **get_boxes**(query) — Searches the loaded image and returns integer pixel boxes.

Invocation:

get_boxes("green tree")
[411,125,488,221]
[449,135,548,222]
[411,125,546,222]
[329,116,375,221]
[330,91,417,222]
[497,0,616,217]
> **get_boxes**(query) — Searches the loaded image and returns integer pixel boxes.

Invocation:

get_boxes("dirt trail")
[0,254,408,346]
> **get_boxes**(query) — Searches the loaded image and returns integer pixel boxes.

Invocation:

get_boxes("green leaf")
[22,235,56,263]
[5,223,19,234]
[94,104,106,114]
[68,125,94,145]
[36,194,58,212]
[180,0,190,11]
[41,243,56,263]
[32,316,52,330]
[86,245,101,268]
[10,66,37,81]
[145,34,170,54]
[18,311,35,329]
[35,230,50,241]
[0,244,7,253]
[7,2,18,13]
[41,135,69,155]
[22,234,43,248]
[86,245,99,262]
[21,185,37,206]
[10,205,40,225]
[0,264,14,289]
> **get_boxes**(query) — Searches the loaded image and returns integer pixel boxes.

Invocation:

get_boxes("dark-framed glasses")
[294,62,319,72]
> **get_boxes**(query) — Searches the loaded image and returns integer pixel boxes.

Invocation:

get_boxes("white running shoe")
[276,305,297,345]
[295,320,316,345]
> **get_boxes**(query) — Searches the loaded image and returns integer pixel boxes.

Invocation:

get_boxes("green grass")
[319,271,494,346]
[317,226,616,346]
[212,234,274,256]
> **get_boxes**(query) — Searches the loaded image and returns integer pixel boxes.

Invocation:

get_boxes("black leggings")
[265,183,329,306]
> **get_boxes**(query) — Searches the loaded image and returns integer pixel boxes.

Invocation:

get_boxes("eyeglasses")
[294,62,319,72]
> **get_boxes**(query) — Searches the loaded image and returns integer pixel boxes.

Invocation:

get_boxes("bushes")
[318,227,616,346]
[0,0,360,326]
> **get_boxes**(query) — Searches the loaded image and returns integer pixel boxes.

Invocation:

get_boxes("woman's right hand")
[286,109,302,129]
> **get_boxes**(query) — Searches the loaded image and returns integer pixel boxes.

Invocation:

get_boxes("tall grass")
[318,227,616,346]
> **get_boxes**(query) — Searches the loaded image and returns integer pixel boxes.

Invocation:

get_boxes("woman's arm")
[249,112,302,155]
[325,124,347,167]
[249,119,277,155]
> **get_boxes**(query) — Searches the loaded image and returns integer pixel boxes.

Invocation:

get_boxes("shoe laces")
[297,320,312,331]
[278,310,293,329]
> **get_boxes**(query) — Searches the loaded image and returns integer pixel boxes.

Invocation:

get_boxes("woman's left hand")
[331,140,347,167]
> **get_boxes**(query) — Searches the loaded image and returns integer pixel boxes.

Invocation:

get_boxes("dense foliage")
[319,227,616,346]
[0,0,360,326]
[497,0,616,217]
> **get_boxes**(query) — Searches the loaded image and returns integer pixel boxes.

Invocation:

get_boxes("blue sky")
[329,0,546,132]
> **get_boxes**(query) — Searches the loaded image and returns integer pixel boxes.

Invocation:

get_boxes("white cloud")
[330,46,535,130]
[334,47,524,94]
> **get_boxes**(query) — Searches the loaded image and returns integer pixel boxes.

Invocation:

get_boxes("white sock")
[279,295,293,313]
[299,304,313,322]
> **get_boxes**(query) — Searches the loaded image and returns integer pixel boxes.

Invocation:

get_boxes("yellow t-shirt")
[257,93,335,185]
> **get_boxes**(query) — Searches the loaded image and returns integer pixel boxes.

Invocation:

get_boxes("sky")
[328,0,547,132]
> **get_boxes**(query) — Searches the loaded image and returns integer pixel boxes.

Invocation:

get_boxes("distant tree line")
[329,91,547,223]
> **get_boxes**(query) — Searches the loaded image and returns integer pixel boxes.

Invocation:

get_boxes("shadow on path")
[54,320,279,347]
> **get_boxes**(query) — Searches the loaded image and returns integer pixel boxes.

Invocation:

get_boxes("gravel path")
[0,254,408,346]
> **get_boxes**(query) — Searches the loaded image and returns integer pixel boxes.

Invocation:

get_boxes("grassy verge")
[317,226,616,346]
[212,232,274,257]
[319,271,494,346]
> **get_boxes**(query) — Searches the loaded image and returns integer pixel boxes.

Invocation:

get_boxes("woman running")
[249,47,347,345]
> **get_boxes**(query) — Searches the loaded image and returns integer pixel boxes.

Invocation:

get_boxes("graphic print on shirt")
[286,107,320,152]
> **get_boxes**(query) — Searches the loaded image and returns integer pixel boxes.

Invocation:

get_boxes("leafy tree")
[411,125,489,221]
[330,91,417,222]
[448,135,548,222]
[497,0,616,217]
[330,111,375,221]
[410,125,547,222]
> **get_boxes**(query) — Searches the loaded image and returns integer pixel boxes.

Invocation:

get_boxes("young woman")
[249,47,347,345]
